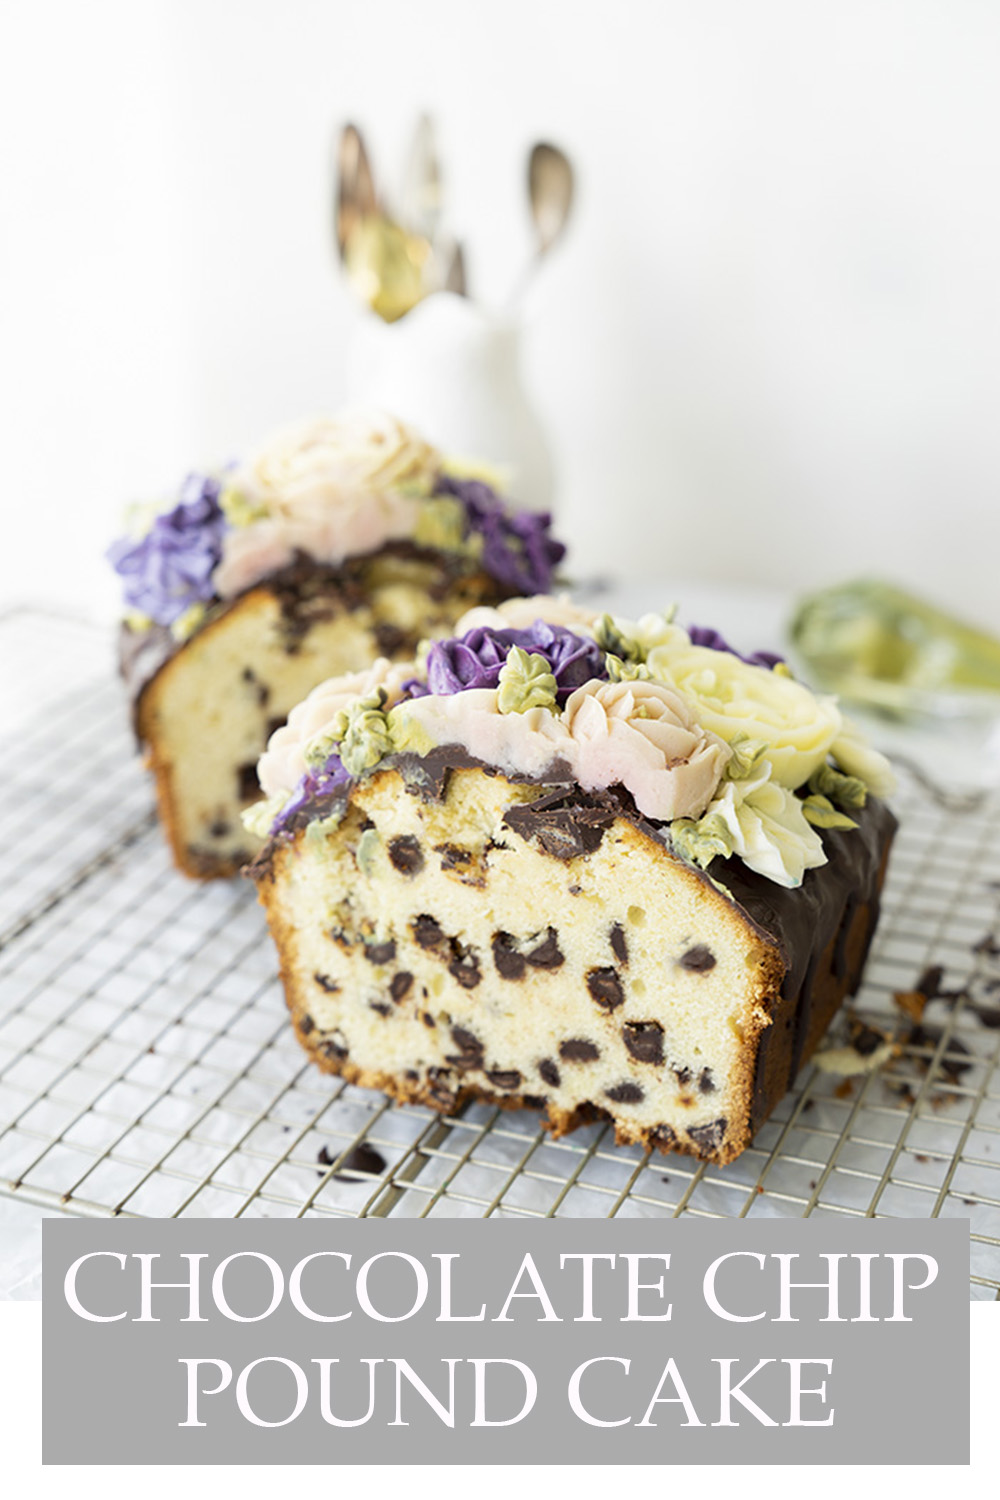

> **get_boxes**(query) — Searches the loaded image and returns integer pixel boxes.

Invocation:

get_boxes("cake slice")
[247,598,897,1163]
[109,411,565,878]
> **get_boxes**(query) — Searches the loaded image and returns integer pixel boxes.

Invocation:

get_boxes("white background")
[3,0,1000,629]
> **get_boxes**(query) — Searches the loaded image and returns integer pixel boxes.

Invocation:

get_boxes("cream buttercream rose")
[213,411,440,597]
[562,679,731,822]
[646,643,841,789]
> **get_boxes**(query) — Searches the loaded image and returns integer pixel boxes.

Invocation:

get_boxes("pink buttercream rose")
[563,679,731,822]
[212,520,296,598]
[455,594,600,635]
[213,410,439,597]
[258,658,412,798]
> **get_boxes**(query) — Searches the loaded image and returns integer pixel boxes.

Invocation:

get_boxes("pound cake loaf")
[109,410,565,878]
[247,597,897,1164]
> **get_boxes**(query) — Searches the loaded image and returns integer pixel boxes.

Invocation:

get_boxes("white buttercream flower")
[618,612,691,657]
[213,410,440,597]
[391,688,576,779]
[258,658,413,799]
[830,716,897,798]
[647,644,841,789]
[562,679,730,822]
[454,593,600,636]
[709,761,827,888]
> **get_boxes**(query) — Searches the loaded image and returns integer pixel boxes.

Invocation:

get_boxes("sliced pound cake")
[109,411,565,878]
[247,596,897,1163]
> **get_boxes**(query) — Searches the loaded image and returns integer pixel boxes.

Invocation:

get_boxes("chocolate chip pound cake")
[109,410,565,878]
[247,597,897,1164]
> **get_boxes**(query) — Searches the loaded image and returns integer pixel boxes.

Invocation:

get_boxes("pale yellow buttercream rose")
[213,410,441,596]
[455,594,601,635]
[646,644,841,789]
[563,679,731,822]
[257,658,413,799]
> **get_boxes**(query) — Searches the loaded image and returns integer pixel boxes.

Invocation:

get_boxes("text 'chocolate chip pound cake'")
[247,596,897,1165]
[108,410,566,878]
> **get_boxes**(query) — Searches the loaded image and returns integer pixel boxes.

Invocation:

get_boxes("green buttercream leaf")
[594,614,643,663]
[412,496,468,553]
[170,602,207,642]
[241,793,287,840]
[219,484,269,528]
[497,647,558,714]
[356,826,382,876]
[387,705,437,756]
[671,812,734,869]
[725,732,771,781]
[605,653,652,683]
[809,762,868,810]
[335,689,395,777]
[772,661,795,679]
[801,794,859,831]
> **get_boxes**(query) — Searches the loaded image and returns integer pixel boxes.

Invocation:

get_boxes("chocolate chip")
[319,1033,349,1061]
[526,928,564,969]
[209,818,231,838]
[538,1058,561,1087]
[492,932,526,980]
[623,1022,664,1066]
[313,972,340,993]
[413,914,444,948]
[237,762,259,802]
[427,1068,458,1108]
[610,922,628,964]
[450,1026,484,1058]
[852,1024,884,1057]
[437,844,472,871]
[586,967,624,1012]
[650,1124,677,1149]
[369,1000,392,1017]
[390,971,414,1003]
[404,1069,419,1081]
[374,621,406,657]
[448,954,482,989]
[698,1068,716,1094]
[388,835,424,875]
[318,1142,387,1181]
[522,1095,547,1109]
[487,1069,522,1090]
[559,1038,601,1063]
[674,1066,692,1087]
[680,944,716,973]
[606,1081,644,1104]
[422,1012,436,1028]
[365,940,397,965]
[299,1014,315,1035]
[688,1118,728,1153]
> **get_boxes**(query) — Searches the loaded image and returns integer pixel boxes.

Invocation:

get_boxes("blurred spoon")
[335,122,377,261]
[528,141,574,256]
[443,241,468,297]
[399,113,442,247]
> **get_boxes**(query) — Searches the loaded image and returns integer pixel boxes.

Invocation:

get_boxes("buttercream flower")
[424,622,607,701]
[258,658,412,800]
[707,762,827,888]
[455,594,599,635]
[107,474,226,626]
[434,475,566,594]
[214,411,440,593]
[563,679,730,822]
[647,644,841,789]
[829,716,896,798]
[391,688,576,780]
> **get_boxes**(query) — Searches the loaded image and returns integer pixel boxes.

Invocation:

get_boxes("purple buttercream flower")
[424,621,606,704]
[688,624,784,671]
[433,475,566,595]
[271,753,352,833]
[107,473,228,626]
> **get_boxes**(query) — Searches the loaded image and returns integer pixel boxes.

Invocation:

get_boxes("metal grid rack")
[1,611,998,1299]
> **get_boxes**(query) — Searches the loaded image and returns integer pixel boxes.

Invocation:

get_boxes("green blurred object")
[789,579,1000,716]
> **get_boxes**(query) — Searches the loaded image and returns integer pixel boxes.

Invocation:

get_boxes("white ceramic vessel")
[346,292,555,512]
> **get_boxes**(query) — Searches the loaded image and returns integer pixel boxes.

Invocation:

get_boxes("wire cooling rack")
[1,610,999,1300]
